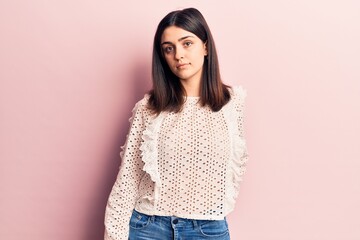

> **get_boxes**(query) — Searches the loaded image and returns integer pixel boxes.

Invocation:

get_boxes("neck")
[180,78,201,97]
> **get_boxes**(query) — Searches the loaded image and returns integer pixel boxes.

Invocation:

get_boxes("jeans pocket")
[198,219,229,237]
[129,209,151,230]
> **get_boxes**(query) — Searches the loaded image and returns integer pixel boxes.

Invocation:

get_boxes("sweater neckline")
[184,96,200,99]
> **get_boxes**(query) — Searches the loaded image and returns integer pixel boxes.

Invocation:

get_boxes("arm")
[104,100,146,240]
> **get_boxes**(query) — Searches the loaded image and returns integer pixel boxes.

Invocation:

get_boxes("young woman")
[104,7,249,240]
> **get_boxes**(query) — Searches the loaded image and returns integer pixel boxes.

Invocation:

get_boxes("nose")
[174,46,185,60]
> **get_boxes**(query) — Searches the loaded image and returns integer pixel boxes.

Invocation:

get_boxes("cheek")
[191,49,205,62]
[191,53,205,66]
[164,55,174,67]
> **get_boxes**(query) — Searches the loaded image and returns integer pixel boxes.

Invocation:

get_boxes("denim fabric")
[128,209,230,240]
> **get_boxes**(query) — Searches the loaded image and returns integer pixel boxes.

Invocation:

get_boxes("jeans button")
[172,219,178,224]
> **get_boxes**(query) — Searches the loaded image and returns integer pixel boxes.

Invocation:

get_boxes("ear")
[204,40,208,56]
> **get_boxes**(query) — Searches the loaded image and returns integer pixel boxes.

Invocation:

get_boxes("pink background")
[1,1,359,240]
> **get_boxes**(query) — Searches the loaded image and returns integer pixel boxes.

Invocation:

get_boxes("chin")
[178,75,192,81]
[173,73,188,79]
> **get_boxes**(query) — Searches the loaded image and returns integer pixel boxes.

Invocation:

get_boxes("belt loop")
[192,219,198,229]
[151,215,155,223]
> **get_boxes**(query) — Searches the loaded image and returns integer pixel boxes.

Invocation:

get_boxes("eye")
[163,46,174,54]
[184,41,193,47]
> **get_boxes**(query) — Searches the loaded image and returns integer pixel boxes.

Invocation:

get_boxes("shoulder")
[135,93,150,109]
[229,85,247,103]
[131,93,152,117]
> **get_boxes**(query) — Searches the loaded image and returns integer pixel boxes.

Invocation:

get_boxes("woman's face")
[161,26,207,84]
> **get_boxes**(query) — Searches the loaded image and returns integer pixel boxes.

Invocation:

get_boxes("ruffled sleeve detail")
[139,112,165,202]
[224,85,250,213]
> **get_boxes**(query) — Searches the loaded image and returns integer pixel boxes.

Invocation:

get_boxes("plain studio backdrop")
[0,1,359,240]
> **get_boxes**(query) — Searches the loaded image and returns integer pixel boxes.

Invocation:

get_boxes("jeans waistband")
[133,209,226,228]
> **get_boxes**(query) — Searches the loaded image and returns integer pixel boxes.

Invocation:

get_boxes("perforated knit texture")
[104,86,249,240]
[156,98,230,217]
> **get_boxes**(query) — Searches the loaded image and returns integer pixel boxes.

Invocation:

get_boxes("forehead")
[161,26,198,43]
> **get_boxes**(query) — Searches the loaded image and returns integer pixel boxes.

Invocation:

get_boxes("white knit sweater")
[104,85,249,240]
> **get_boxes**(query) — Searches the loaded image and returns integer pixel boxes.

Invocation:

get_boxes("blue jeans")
[128,209,230,240]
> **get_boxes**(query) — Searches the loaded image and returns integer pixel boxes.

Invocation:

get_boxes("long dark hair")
[147,7,231,114]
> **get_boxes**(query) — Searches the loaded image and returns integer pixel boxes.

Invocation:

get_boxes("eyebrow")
[161,36,195,45]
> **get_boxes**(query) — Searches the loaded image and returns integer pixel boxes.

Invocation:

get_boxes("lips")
[176,63,189,69]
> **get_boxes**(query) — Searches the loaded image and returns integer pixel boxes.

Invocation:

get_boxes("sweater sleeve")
[104,99,147,240]
[233,86,250,181]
